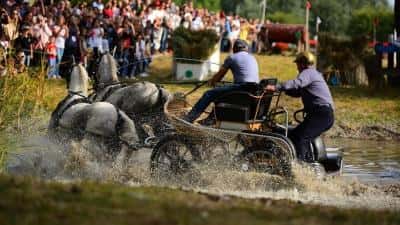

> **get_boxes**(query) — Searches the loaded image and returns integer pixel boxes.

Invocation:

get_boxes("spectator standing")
[152,18,162,52]
[35,16,52,51]
[60,21,81,85]
[53,15,68,77]
[135,33,149,77]
[159,19,169,53]
[88,19,104,53]
[46,35,57,79]
[15,26,34,68]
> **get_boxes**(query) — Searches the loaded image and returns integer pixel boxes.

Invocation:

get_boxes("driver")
[266,52,334,162]
[184,39,260,123]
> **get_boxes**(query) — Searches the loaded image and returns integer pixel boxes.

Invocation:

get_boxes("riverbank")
[0,174,399,225]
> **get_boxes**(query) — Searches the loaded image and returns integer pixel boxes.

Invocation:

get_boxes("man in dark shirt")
[266,52,334,162]
[15,26,34,67]
[185,39,259,123]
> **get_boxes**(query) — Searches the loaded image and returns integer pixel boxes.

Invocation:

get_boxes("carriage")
[150,78,343,178]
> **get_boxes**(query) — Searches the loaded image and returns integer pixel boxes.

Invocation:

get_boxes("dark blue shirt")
[278,67,334,112]
[222,51,259,84]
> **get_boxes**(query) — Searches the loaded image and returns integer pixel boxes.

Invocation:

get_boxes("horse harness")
[49,92,92,129]
[90,83,127,102]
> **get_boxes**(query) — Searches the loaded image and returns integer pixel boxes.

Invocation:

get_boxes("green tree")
[220,0,244,15]
[347,6,394,41]
[195,0,221,11]
[236,0,264,19]
[195,0,392,37]
[268,11,302,24]
[396,0,400,33]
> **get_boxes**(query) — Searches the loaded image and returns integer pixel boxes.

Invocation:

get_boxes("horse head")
[97,53,119,87]
[69,63,90,97]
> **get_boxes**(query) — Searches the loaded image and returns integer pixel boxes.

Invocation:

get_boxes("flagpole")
[394,29,397,68]
[261,0,266,24]
[315,17,320,65]
[305,1,310,51]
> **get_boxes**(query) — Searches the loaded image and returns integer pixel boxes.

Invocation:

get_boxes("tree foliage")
[216,0,392,37]
[396,0,400,32]
[175,0,394,39]
[347,6,394,41]
[268,11,303,24]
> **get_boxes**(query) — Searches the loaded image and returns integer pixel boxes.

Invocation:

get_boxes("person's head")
[233,39,248,53]
[22,26,30,35]
[137,33,143,41]
[49,35,55,43]
[294,51,315,72]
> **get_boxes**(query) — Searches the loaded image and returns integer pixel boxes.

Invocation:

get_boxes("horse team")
[48,53,171,166]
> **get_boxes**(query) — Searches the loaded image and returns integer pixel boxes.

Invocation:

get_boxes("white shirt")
[54,25,67,48]
[135,40,146,59]
[93,1,104,11]
[88,27,104,50]
[191,17,203,31]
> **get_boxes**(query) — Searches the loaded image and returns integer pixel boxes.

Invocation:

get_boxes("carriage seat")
[213,80,276,131]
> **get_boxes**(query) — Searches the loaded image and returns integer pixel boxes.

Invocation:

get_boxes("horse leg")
[113,143,137,170]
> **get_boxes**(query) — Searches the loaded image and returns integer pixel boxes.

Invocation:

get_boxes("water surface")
[326,138,400,184]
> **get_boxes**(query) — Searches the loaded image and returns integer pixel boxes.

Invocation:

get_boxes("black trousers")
[289,106,334,162]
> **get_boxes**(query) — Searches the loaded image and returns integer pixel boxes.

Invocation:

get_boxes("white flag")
[317,16,322,25]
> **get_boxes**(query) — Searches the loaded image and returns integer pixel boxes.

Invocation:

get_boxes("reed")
[0,55,48,130]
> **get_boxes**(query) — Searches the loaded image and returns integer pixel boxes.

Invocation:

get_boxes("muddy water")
[3,130,400,210]
[326,139,400,185]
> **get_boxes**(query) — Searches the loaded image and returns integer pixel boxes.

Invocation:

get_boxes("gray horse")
[49,63,140,162]
[90,53,172,144]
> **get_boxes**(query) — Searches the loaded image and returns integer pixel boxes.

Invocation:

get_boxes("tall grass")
[0,68,45,130]
[0,54,52,169]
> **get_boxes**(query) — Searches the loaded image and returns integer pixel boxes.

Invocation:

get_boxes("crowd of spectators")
[0,0,271,79]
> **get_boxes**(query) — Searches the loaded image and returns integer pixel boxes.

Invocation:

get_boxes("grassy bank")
[0,174,398,225]
[0,69,66,130]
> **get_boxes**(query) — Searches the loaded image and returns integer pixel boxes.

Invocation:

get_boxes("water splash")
[3,116,400,211]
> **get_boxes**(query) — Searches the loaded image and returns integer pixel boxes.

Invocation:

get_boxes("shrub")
[171,27,219,64]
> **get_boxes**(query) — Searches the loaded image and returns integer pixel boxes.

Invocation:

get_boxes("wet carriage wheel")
[150,134,201,179]
[241,146,292,177]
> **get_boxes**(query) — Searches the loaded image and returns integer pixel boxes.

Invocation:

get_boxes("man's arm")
[279,71,312,91]
[265,70,312,93]
[208,67,228,86]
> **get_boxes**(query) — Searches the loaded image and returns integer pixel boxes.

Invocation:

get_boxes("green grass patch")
[0,174,399,225]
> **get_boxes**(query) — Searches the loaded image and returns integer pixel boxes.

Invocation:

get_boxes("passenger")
[265,52,335,162]
[185,39,259,123]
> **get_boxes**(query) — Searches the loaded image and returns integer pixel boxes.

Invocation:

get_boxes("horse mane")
[69,64,89,97]
[98,53,119,84]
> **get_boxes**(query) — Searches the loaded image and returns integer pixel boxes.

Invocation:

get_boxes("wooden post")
[305,4,310,52]
[315,17,321,65]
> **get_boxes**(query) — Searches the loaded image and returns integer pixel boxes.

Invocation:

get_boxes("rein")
[68,91,91,101]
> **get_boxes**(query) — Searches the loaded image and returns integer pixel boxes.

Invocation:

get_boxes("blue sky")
[388,0,394,6]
